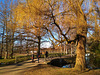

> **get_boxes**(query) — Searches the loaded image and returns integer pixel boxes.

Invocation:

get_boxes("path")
[0,58,46,75]
[0,55,74,75]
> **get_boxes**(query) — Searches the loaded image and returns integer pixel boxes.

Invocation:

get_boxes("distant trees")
[0,0,12,59]
[87,0,100,55]
[88,39,100,54]
[0,0,23,59]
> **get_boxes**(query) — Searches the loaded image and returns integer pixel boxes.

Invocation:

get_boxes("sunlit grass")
[24,64,100,75]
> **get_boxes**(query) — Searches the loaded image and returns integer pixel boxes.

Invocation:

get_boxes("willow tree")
[39,0,99,71]
[14,0,47,58]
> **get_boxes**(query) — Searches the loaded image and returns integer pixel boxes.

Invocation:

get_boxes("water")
[62,64,74,68]
[62,54,100,69]
[85,54,100,69]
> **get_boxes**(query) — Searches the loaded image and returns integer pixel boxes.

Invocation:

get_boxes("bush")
[48,53,66,58]
[88,39,100,54]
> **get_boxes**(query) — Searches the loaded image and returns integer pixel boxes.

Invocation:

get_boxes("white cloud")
[41,42,51,48]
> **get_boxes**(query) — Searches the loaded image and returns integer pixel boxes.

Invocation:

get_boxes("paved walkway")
[0,58,46,75]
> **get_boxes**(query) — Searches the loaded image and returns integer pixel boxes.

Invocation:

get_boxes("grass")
[16,55,31,63]
[0,55,32,66]
[24,64,100,75]
[48,53,67,58]
[0,59,15,66]
[0,53,66,66]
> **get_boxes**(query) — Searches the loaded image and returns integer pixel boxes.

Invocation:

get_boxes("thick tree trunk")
[74,35,86,71]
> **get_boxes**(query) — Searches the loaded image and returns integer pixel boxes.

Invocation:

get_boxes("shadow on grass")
[0,60,33,70]
[0,66,35,74]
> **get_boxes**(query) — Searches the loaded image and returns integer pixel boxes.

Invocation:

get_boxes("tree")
[0,0,11,59]
[8,0,18,58]
[33,0,99,71]
[0,0,20,59]
[14,0,48,62]
[87,0,100,55]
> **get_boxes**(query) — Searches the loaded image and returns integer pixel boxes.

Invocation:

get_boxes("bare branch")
[80,0,84,6]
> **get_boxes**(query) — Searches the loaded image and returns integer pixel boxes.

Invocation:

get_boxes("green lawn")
[0,55,31,66]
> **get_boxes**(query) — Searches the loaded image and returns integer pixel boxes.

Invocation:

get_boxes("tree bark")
[11,43,14,59]
[11,32,14,59]
[20,34,22,54]
[5,32,8,59]
[71,45,73,57]
[0,36,3,59]
[74,35,86,71]
[37,36,41,63]
[37,36,41,56]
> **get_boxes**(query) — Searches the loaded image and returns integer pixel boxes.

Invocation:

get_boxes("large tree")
[37,0,99,71]
[14,0,47,61]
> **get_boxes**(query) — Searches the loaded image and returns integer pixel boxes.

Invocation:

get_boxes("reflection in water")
[62,64,74,68]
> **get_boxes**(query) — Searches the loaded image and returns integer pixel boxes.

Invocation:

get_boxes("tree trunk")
[26,42,29,55]
[71,46,72,57]
[11,41,14,59]
[64,44,66,54]
[5,36,8,59]
[37,36,41,55]
[20,34,22,54]
[11,44,14,59]
[66,48,68,54]
[0,36,3,59]
[37,36,41,63]
[11,32,14,59]
[5,19,8,59]
[74,35,86,71]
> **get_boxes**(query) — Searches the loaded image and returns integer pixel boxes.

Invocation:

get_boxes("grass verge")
[0,55,31,66]
[24,64,100,75]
